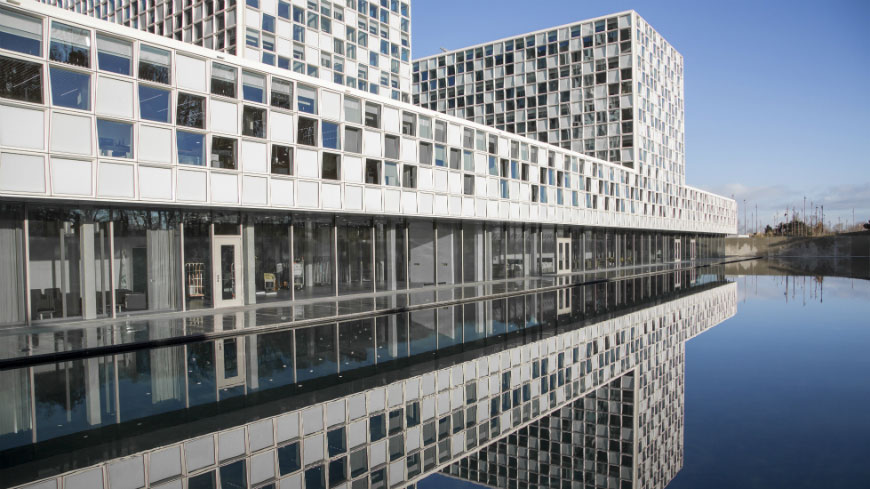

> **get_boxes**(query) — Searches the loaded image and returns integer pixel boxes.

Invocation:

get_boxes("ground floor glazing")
[0,201,726,326]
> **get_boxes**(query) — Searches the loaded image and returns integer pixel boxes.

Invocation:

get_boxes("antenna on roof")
[439,47,448,52]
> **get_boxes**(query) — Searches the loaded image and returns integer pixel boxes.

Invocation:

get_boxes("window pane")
[298,84,317,113]
[292,217,334,300]
[298,117,318,146]
[322,153,340,180]
[384,162,399,186]
[401,112,415,136]
[271,144,292,175]
[364,102,380,128]
[434,121,446,142]
[211,136,237,169]
[0,55,42,103]
[402,165,416,188]
[49,22,90,67]
[322,121,340,149]
[418,116,431,139]
[242,106,267,138]
[365,159,380,184]
[0,8,42,56]
[177,131,205,166]
[138,45,170,84]
[176,92,205,128]
[139,84,170,122]
[344,96,361,123]
[384,135,399,160]
[50,67,89,110]
[434,145,446,167]
[97,119,133,158]
[345,127,361,153]
[271,78,293,109]
[96,34,131,75]
[211,63,237,97]
[242,71,265,103]
[419,143,432,165]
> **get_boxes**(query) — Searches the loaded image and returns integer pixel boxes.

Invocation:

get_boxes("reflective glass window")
[49,22,90,67]
[96,34,131,75]
[271,144,292,175]
[139,84,170,122]
[211,136,237,169]
[297,117,318,146]
[177,131,205,166]
[211,63,237,98]
[50,67,89,110]
[176,92,205,128]
[384,162,399,186]
[242,105,267,138]
[97,119,133,158]
[297,84,317,113]
[271,78,293,109]
[0,8,42,56]
[364,102,380,128]
[0,55,42,103]
[138,45,170,84]
[322,153,340,180]
[242,70,266,103]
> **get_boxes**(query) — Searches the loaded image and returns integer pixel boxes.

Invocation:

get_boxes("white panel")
[210,100,238,134]
[242,175,268,205]
[50,112,92,155]
[296,149,318,178]
[138,125,172,163]
[498,138,509,158]
[97,162,134,198]
[321,183,341,209]
[241,140,268,173]
[0,105,43,150]
[474,153,486,174]
[270,112,294,143]
[475,199,487,217]
[365,187,382,212]
[344,185,363,210]
[270,178,294,207]
[417,167,432,191]
[177,169,207,201]
[433,194,448,215]
[474,176,486,197]
[487,200,499,217]
[297,180,319,207]
[0,153,44,193]
[176,55,207,92]
[343,156,363,183]
[400,137,416,162]
[384,189,401,212]
[211,173,239,203]
[246,8,261,28]
[448,196,462,216]
[447,124,461,146]
[487,179,498,198]
[50,158,92,196]
[363,130,381,157]
[401,191,417,214]
[138,166,172,200]
[321,90,341,120]
[499,202,510,219]
[433,170,448,192]
[462,197,475,217]
[318,32,331,51]
[95,77,134,119]
[382,107,399,133]
[418,193,433,214]
[261,0,276,16]
[448,173,462,194]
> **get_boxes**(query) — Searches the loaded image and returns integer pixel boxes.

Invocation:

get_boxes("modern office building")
[412,11,684,183]
[0,0,735,330]
[39,0,413,100]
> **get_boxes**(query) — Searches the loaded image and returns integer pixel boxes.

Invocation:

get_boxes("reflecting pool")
[3,259,868,489]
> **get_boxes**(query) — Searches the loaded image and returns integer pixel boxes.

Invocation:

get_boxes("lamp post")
[743,199,746,235]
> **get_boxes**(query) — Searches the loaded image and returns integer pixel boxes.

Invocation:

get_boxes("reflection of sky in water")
[669,275,870,489]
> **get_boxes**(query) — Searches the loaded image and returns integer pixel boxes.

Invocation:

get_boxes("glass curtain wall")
[112,209,180,313]
[436,222,461,286]
[28,208,83,319]
[541,226,556,274]
[374,219,407,292]
[488,224,506,280]
[462,222,484,283]
[293,216,335,299]
[337,217,373,295]
[0,205,25,325]
[506,225,524,279]
[408,220,434,288]
[253,215,292,303]
[183,212,212,310]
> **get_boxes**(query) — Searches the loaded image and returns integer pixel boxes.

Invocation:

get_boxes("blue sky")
[411,0,870,229]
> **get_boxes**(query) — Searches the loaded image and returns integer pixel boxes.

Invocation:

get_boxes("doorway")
[556,237,572,275]
[674,238,682,263]
[212,236,243,308]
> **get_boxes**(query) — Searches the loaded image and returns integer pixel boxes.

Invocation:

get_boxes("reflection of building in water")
[445,285,719,489]
[2,275,736,489]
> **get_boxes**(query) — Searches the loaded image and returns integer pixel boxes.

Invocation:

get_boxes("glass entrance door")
[674,239,682,263]
[212,236,243,308]
[556,237,572,274]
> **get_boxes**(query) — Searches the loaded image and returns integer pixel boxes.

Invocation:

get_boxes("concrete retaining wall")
[726,234,870,258]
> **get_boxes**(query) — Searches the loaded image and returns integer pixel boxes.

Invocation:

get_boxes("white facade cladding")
[0,1,734,232]
[412,10,687,189]
[0,0,736,328]
[39,0,414,101]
